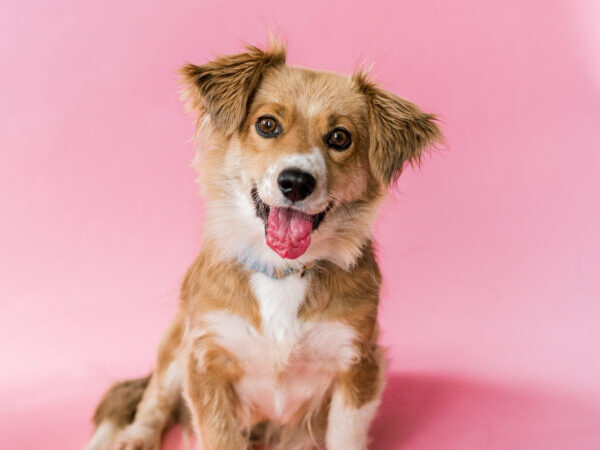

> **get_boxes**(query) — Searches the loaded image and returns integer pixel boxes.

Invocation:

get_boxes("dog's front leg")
[326,348,385,450]
[185,348,248,450]
[112,311,186,450]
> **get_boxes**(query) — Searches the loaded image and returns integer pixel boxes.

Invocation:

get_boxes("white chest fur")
[251,272,309,348]
[200,272,358,423]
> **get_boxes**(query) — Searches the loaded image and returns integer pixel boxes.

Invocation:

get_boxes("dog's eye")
[326,128,352,151]
[256,116,281,138]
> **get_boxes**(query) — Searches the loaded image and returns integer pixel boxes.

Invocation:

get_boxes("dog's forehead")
[253,66,367,118]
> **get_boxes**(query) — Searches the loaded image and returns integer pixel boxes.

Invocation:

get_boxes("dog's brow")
[327,113,357,128]
[252,102,285,118]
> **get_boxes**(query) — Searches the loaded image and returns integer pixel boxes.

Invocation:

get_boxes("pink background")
[1,0,599,448]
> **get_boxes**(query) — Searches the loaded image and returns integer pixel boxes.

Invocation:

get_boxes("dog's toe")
[112,425,160,450]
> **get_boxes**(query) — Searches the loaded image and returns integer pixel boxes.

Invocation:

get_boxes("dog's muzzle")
[251,187,332,259]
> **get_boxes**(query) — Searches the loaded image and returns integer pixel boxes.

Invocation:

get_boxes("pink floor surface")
[2,0,600,448]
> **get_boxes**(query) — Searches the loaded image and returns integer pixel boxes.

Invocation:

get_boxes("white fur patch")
[257,147,329,214]
[326,393,381,450]
[114,422,160,450]
[84,421,117,450]
[193,273,358,424]
[251,271,309,345]
[141,358,183,420]
[162,357,185,402]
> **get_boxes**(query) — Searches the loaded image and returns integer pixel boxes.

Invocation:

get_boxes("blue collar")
[237,250,316,280]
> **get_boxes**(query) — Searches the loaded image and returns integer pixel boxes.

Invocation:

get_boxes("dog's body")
[85,42,441,450]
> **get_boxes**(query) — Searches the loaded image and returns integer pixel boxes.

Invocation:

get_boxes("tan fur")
[180,42,286,135]
[182,242,262,329]
[93,376,151,428]
[353,69,443,185]
[86,40,442,450]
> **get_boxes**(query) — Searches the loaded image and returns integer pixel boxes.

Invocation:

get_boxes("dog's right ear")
[180,43,286,136]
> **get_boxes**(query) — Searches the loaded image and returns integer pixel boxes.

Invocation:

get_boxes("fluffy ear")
[180,42,286,135]
[354,72,443,186]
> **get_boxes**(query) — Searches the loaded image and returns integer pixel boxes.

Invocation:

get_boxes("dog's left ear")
[180,42,286,136]
[355,73,443,186]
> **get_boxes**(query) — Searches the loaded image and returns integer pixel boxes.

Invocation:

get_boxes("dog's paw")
[112,425,160,450]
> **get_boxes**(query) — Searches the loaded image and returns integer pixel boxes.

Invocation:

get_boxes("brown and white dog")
[85,41,442,450]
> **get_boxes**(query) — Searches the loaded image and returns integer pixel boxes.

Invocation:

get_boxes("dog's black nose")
[277,168,316,202]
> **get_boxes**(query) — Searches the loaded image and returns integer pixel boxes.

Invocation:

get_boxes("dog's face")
[181,43,441,267]
[237,67,374,260]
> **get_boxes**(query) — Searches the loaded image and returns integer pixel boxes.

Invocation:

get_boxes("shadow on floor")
[369,372,600,450]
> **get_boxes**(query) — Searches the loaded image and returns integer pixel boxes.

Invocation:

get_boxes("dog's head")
[181,42,442,269]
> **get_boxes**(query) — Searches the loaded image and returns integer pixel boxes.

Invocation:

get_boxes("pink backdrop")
[1,0,599,448]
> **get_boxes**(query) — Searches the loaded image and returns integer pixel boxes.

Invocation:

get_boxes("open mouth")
[251,187,331,259]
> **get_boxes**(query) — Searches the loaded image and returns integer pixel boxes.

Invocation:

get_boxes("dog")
[84,40,442,450]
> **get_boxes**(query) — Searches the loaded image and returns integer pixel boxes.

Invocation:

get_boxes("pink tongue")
[266,207,313,259]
